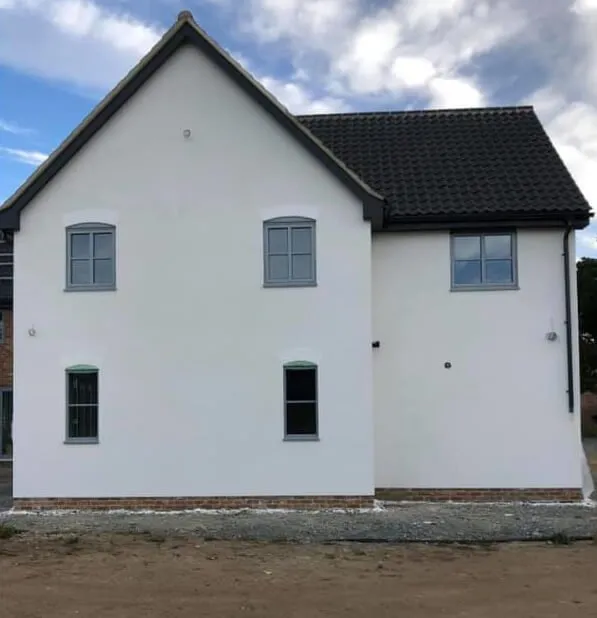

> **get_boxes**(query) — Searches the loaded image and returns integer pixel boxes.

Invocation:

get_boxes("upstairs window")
[451,232,517,290]
[284,361,318,440]
[66,366,99,443]
[264,218,316,287]
[66,223,116,291]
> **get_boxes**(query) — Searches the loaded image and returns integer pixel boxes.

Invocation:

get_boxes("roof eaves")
[382,209,593,232]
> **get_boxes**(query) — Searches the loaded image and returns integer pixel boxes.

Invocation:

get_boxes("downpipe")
[563,225,574,413]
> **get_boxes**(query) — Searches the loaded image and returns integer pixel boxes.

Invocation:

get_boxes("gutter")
[563,225,574,413]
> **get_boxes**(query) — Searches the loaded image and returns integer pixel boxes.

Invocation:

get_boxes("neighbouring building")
[0,12,592,509]
[0,235,12,461]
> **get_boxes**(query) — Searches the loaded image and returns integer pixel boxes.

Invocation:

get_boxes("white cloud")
[50,0,100,36]
[245,0,357,47]
[260,76,347,114]
[334,15,401,94]
[0,147,48,166]
[0,118,32,135]
[532,92,597,257]
[573,0,597,13]
[428,77,485,108]
[0,0,162,91]
[391,56,436,89]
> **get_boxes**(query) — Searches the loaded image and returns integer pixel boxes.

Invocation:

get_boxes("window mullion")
[286,228,292,279]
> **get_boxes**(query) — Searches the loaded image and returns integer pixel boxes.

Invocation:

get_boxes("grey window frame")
[450,231,518,291]
[66,223,116,291]
[65,365,99,444]
[263,217,317,287]
[283,361,319,441]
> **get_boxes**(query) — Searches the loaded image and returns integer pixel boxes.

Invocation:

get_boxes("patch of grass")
[549,532,573,546]
[0,523,22,540]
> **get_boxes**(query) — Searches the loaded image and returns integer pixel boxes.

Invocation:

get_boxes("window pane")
[291,254,312,280]
[68,372,98,406]
[94,258,113,285]
[286,402,317,435]
[93,232,113,259]
[453,260,482,285]
[453,236,481,260]
[267,228,288,254]
[286,367,316,401]
[485,259,513,284]
[291,227,312,254]
[70,233,90,259]
[68,405,98,439]
[268,255,289,281]
[71,259,91,285]
[484,235,512,259]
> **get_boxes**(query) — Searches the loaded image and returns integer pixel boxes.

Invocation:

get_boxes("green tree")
[577,257,597,392]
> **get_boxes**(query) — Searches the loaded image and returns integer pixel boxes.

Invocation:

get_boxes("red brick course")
[0,309,12,388]
[375,488,583,502]
[13,488,584,510]
[13,495,374,511]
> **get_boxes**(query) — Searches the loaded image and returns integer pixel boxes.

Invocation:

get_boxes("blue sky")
[1,0,596,256]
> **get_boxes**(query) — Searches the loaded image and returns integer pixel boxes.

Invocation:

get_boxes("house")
[0,11,592,510]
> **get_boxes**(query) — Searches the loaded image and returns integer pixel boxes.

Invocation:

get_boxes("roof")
[0,13,591,232]
[298,107,592,229]
[0,11,384,231]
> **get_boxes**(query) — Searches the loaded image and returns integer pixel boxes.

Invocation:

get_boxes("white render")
[373,229,583,490]
[13,45,374,498]
[11,42,584,499]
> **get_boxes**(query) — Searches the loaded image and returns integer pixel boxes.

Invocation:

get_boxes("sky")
[0,0,596,257]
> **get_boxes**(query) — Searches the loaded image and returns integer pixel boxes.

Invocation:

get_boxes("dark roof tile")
[297,107,592,224]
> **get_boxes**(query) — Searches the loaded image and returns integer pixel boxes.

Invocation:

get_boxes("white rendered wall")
[13,44,374,498]
[372,229,583,489]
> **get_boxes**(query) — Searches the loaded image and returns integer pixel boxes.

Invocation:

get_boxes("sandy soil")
[1,534,596,617]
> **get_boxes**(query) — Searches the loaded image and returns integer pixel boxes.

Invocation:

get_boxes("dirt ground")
[1,534,597,617]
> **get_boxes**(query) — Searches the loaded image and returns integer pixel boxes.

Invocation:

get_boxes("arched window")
[65,365,99,443]
[263,217,316,287]
[66,223,116,291]
[283,361,318,440]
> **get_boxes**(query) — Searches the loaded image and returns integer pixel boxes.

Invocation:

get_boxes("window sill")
[264,281,317,288]
[284,435,319,442]
[451,284,519,292]
[64,438,99,445]
[64,285,116,293]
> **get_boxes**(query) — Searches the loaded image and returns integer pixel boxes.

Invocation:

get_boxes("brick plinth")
[375,488,583,502]
[13,495,374,511]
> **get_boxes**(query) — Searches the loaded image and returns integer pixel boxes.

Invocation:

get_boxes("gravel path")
[1,502,596,543]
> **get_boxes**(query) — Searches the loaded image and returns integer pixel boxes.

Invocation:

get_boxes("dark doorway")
[0,389,12,459]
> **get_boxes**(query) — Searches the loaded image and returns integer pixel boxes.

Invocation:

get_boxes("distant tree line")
[578,257,597,392]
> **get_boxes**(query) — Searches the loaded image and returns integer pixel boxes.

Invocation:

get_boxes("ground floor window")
[284,362,318,439]
[66,366,98,443]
